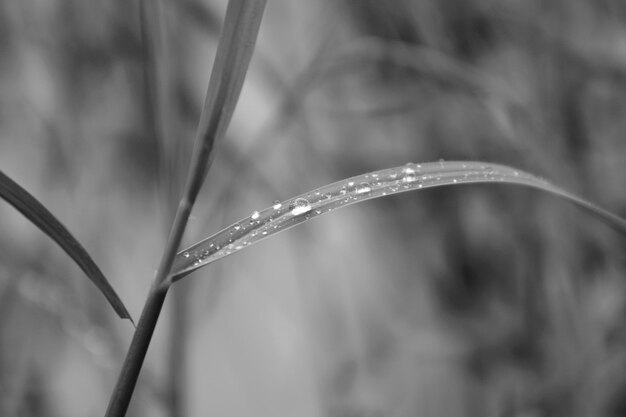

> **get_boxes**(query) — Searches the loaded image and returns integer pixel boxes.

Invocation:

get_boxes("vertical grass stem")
[104,1,267,415]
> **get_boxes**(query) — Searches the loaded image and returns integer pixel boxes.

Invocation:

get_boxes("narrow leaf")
[187,0,267,197]
[0,170,133,322]
[150,0,266,287]
[170,161,626,282]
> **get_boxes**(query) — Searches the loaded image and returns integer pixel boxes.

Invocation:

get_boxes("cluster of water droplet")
[171,161,548,279]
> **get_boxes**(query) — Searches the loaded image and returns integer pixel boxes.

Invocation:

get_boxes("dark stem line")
[105,286,167,417]
[105,195,195,417]
[168,282,191,416]
[104,1,267,415]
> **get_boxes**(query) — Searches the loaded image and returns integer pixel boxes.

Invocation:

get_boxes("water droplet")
[356,182,371,194]
[402,164,417,183]
[290,198,311,215]
[183,252,190,258]
[234,225,241,231]
[272,200,282,209]
[251,211,260,220]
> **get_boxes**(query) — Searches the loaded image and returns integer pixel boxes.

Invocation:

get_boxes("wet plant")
[1,1,625,416]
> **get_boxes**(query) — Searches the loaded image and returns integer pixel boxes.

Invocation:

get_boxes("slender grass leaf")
[169,161,626,282]
[151,0,267,287]
[104,3,267,415]
[187,0,267,198]
[0,170,133,322]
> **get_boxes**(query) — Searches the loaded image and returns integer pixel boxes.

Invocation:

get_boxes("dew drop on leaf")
[290,198,311,215]
[272,200,282,209]
[402,163,417,183]
[356,182,371,194]
[251,211,260,220]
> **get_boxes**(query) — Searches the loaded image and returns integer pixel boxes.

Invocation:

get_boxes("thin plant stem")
[141,0,192,413]
[168,282,191,416]
[105,284,167,417]
[105,191,196,417]
[104,1,267,415]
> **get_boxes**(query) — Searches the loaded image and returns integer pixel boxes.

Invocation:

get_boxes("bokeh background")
[1,0,626,416]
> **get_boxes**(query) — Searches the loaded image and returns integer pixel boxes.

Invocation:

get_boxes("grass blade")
[186,0,267,196]
[149,0,268,291]
[170,161,626,282]
[0,170,133,322]
[105,1,267,416]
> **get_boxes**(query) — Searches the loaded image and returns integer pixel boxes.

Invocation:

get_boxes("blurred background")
[1,0,626,416]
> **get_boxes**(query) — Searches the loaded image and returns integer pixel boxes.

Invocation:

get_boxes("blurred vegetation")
[1,0,626,416]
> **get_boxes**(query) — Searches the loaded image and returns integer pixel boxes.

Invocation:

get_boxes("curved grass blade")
[0,170,133,322]
[169,161,626,283]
